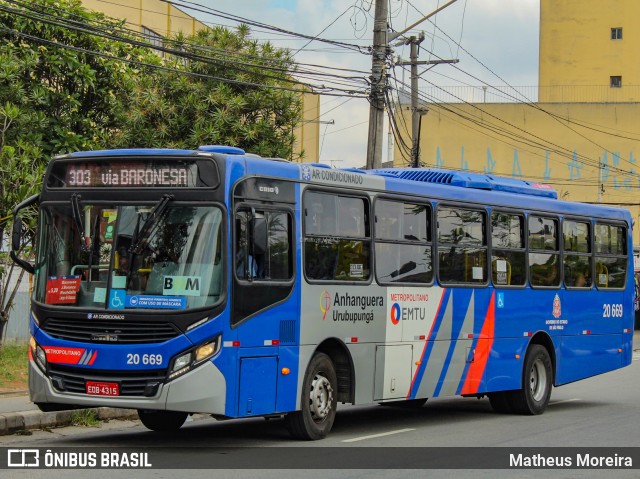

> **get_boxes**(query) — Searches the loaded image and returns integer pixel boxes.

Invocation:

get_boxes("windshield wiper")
[85,213,100,285]
[70,193,86,250]
[130,194,174,255]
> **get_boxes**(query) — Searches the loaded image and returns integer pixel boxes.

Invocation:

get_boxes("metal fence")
[407,85,640,104]
[4,275,30,342]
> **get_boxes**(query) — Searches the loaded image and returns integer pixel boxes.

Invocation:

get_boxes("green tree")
[0,0,159,340]
[0,106,44,340]
[115,25,303,159]
[0,0,162,157]
[0,0,303,340]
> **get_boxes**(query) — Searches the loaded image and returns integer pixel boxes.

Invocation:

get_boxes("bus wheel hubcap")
[530,358,547,402]
[309,373,333,421]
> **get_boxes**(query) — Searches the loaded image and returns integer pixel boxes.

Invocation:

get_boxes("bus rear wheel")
[509,344,553,415]
[137,409,188,432]
[285,353,337,440]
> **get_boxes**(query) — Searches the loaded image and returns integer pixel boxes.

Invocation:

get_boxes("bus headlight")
[172,352,192,372]
[167,337,220,382]
[195,342,217,362]
[36,346,47,369]
[29,336,47,371]
[30,336,47,371]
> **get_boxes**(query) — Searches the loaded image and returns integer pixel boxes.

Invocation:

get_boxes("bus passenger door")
[374,345,413,400]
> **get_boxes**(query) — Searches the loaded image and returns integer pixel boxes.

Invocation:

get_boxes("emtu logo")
[390,303,401,325]
[320,290,331,320]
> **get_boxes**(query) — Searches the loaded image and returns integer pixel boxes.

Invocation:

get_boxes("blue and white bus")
[11,145,634,440]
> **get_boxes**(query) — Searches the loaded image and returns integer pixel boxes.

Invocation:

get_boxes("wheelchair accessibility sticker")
[497,292,505,309]
[109,290,186,310]
[109,289,126,309]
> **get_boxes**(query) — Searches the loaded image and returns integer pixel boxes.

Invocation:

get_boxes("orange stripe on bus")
[460,292,495,395]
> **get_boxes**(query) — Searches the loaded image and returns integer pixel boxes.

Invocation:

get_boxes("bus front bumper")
[29,360,227,414]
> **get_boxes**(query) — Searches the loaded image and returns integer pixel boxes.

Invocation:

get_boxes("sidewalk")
[0,390,137,435]
[1,331,638,436]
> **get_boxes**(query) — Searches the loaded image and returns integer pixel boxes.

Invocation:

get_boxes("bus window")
[491,212,525,286]
[437,206,487,285]
[595,223,627,289]
[303,191,371,282]
[563,220,592,288]
[375,200,432,285]
[529,216,560,287]
[235,209,292,281]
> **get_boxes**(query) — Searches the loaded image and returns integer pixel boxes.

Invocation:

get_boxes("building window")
[611,27,623,40]
[610,76,622,88]
[142,26,164,50]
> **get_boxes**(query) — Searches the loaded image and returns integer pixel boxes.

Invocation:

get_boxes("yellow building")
[539,0,640,103]
[81,0,320,162]
[395,0,640,243]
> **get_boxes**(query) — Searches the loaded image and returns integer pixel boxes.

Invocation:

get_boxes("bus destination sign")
[67,162,191,188]
[47,160,203,188]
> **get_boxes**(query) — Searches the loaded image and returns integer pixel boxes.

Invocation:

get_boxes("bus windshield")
[33,204,223,311]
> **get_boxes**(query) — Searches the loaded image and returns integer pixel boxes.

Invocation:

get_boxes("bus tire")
[509,344,553,415]
[285,353,337,440]
[137,409,188,432]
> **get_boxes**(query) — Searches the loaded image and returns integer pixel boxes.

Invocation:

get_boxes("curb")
[0,407,138,436]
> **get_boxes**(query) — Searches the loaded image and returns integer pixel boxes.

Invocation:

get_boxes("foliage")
[0,0,162,339]
[0,342,28,390]
[0,0,161,158]
[0,0,303,341]
[70,409,101,427]
[113,25,303,159]
[0,141,43,338]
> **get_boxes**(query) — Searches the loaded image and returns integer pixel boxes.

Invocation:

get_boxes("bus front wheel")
[285,352,337,440]
[510,344,553,415]
[137,409,188,432]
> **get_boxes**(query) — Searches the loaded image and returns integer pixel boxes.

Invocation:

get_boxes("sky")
[184,0,540,167]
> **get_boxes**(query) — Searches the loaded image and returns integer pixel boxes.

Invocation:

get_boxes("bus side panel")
[476,337,530,393]
[556,334,627,385]
[276,345,301,413]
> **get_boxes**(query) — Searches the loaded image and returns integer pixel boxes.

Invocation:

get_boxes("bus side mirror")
[11,217,22,253]
[10,194,39,275]
[10,217,35,275]
[252,217,267,255]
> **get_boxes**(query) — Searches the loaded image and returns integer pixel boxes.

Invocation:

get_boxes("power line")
[161,0,368,53]
[1,2,369,97]
[5,0,371,83]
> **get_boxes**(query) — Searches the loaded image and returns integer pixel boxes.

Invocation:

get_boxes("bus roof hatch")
[377,168,558,199]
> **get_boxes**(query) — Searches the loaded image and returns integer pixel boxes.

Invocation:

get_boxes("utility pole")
[409,34,425,168]
[365,0,389,170]
[398,41,457,168]
[365,0,460,170]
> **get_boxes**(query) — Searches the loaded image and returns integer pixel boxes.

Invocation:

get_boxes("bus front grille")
[42,319,180,344]
[48,364,167,397]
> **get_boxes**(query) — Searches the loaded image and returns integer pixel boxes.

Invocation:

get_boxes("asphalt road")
[1,349,639,479]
